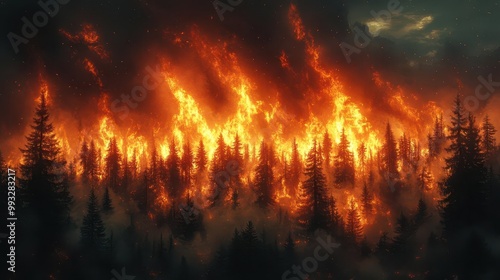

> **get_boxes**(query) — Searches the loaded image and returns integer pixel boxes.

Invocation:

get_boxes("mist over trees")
[8,91,500,279]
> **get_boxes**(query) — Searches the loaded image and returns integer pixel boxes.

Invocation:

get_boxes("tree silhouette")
[102,186,113,214]
[167,139,182,199]
[181,140,194,189]
[382,122,399,176]
[232,133,243,167]
[391,213,412,255]
[105,137,122,192]
[297,140,331,232]
[334,128,355,186]
[254,141,275,208]
[481,115,497,161]
[322,131,332,170]
[195,139,208,174]
[81,188,107,250]
[19,92,73,256]
[413,198,430,228]
[361,183,373,216]
[440,96,488,236]
[286,137,301,197]
[345,198,363,244]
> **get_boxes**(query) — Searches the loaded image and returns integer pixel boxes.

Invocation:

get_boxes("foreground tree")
[19,92,72,247]
[440,95,488,236]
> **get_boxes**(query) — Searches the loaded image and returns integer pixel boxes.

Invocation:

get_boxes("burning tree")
[297,140,331,233]
[254,141,276,209]
[334,128,355,186]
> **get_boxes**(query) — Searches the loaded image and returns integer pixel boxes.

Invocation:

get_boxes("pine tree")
[19,92,73,249]
[361,183,373,216]
[242,221,259,247]
[391,213,412,255]
[79,140,90,183]
[413,198,430,228]
[88,140,99,185]
[375,232,391,262]
[195,140,208,175]
[231,188,240,210]
[122,154,132,192]
[286,138,301,197]
[167,139,182,199]
[297,140,331,232]
[81,188,107,250]
[105,137,122,192]
[481,115,497,160]
[102,186,113,214]
[232,133,243,166]
[254,141,275,208]
[181,140,194,189]
[334,128,355,186]
[440,95,488,236]
[345,198,363,244]
[417,166,432,191]
[382,122,399,176]
[322,131,332,170]
[328,195,344,238]
[358,142,367,179]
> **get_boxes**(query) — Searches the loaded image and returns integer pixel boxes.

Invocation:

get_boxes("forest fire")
[2,1,500,279]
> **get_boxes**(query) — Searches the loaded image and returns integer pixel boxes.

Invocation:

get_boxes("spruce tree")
[19,92,73,248]
[382,122,399,176]
[413,198,430,228]
[105,137,122,192]
[254,141,275,208]
[81,188,107,250]
[440,95,488,237]
[297,140,331,232]
[286,138,301,197]
[334,128,355,186]
[232,133,243,166]
[345,198,363,244]
[481,115,497,160]
[181,140,194,189]
[322,131,332,170]
[196,139,208,174]
[361,183,373,216]
[167,139,182,199]
[102,186,113,214]
[358,142,367,179]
